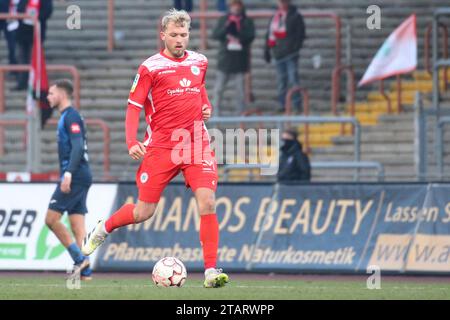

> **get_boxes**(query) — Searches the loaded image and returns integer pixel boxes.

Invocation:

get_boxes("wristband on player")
[64,172,72,179]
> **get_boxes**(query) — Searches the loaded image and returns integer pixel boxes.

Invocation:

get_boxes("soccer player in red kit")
[82,9,229,288]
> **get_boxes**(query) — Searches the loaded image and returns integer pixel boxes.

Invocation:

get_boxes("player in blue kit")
[45,79,93,281]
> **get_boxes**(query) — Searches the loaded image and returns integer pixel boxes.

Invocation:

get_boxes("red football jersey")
[127,50,212,149]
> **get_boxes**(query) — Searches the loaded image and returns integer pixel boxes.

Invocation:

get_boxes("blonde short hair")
[161,8,191,31]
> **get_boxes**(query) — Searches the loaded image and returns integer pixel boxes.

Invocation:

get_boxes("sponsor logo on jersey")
[166,78,201,96]
[131,74,140,93]
[140,172,149,184]
[191,66,200,76]
[158,69,176,75]
[167,87,200,96]
[179,78,191,87]
[70,123,81,134]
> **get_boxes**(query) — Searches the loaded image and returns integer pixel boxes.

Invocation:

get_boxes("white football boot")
[203,268,229,288]
[82,220,108,256]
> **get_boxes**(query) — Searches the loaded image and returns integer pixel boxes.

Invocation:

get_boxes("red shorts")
[136,143,218,203]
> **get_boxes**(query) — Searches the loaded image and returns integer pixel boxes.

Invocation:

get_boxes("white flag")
[359,14,417,87]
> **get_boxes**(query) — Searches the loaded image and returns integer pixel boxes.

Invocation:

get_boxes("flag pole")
[35,20,42,173]
[379,80,392,114]
[26,17,42,173]
[396,74,402,113]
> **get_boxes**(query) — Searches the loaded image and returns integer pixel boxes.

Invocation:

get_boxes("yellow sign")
[369,234,450,272]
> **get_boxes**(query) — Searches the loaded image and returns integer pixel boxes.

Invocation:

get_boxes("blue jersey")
[57,106,92,186]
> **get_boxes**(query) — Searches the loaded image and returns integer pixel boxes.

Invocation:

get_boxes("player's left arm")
[200,59,212,121]
[61,113,84,193]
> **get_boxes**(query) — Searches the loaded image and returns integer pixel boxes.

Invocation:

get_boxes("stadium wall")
[1,182,450,274]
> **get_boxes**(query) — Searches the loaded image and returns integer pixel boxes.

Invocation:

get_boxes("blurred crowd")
[173,0,306,115]
[0,0,53,89]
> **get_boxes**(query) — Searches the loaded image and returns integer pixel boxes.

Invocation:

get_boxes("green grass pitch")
[0,273,449,300]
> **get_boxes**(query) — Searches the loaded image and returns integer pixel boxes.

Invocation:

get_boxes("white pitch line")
[0,283,449,291]
[0,283,297,289]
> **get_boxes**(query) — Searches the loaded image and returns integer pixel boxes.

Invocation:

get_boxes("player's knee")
[198,198,216,214]
[45,215,59,229]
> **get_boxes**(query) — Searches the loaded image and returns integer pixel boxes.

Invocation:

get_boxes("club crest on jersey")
[140,172,149,184]
[131,74,140,93]
[70,123,81,133]
[191,66,200,76]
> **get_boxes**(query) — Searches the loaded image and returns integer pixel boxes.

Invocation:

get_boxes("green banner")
[0,243,26,259]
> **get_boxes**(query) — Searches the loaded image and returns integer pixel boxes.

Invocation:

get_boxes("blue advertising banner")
[95,183,450,274]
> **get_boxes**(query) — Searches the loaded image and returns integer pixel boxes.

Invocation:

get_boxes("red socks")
[105,204,136,233]
[200,214,219,270]
[105,207,218,270]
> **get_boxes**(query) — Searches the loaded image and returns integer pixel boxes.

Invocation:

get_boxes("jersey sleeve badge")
[70,123,81,133]
[131,74,140,93]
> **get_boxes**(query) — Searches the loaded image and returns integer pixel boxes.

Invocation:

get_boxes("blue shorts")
[48,183,91,215]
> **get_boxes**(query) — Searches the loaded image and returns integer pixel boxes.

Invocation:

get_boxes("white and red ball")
[152,257,187,287]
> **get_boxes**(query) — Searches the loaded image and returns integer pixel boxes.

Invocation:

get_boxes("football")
[152,257,187,287]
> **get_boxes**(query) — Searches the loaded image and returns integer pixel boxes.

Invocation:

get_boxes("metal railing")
[432,8,450,116]
[0,118,27,157]
[0,13,38,118]
[331,65,356,136]
[0,12,36,27]
[222,163,270,182]
[0,64,81,161]
[375,75,406,114]
[239,108,263,129]
[108,0,115,52]
[48,118,111,179]
[157,10,342,112]
[424,21,448,90]
[414,91,450,181]
[415,8,450,181]
[414,92,426,181]
[4,3,114,52]
[284,86,310,152]
[222,161,384,182]
[311,161,384,182]
[0,64,81,113]
[0,17,80,111]
[285,86,310,116]
[378,79,392,114]
[331,65,355,117]
[436,116,450,178]
[157,10,342,69]
[207,115,361,163]
[0,117,111,179]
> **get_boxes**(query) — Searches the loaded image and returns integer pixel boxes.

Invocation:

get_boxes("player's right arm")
[126,65,153,160]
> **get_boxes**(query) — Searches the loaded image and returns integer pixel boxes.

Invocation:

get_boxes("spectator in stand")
[0,0,19,77]
[217,0,226,12]
[212,0,255,115]
[15,0,53,91]
[173,0,193,12]
[277,128,311,182]
[264,0,306,113]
